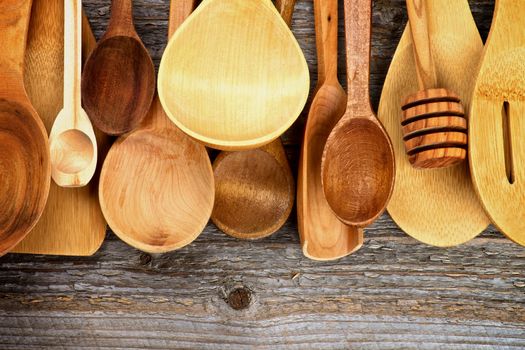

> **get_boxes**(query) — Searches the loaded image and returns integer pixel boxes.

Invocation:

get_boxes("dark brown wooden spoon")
[82,0,155,135]
[321,0,395,227]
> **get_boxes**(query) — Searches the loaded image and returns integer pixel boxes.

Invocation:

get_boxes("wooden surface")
[2,0,525,348]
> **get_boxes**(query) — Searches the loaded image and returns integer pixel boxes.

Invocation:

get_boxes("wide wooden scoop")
[298,0,363,260]
[99,0,214,254]
[377,0,489,246]
[157,0,310,151]
[470,0,525,246]
[0,0,51,255]
[82,0,155,135]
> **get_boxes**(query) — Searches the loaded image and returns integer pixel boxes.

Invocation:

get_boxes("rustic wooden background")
[2,0,525,349]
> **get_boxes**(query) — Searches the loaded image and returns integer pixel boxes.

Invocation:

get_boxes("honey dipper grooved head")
[401,88,468,169]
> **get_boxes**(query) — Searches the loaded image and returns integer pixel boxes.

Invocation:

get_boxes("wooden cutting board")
[377,0,489,247]
[470,0,525,246]
[14,0,110,255]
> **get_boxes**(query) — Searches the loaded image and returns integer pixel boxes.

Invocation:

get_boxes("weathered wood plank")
[1,0,524,349]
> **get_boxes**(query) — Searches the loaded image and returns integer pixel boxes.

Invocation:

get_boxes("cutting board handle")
[314,0,338,84]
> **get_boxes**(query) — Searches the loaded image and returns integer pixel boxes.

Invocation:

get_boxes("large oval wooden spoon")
[99,0,214,254]
[82,0,155,135]
[298,0,363,260]
[157,0,310,151]
[321,0,395,228]
[0,0,51,255]
[50,0,97,188]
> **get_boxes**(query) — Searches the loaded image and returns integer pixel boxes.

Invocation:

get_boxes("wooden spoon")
[157,0,310,151]
[377,0,489,246]
[99,0,214,254]
[49,0,97,188]
[0,0,51,255]
[298,0,363,260]
[321,0,395,228]
[470,0,525,246]
[82,0,155,135]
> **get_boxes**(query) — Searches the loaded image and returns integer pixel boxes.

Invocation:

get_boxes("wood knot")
[139,253,152,265]
[227,287,251,310]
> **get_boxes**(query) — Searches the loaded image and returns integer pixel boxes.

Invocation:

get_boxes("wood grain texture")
[4,0,524,348]
[377,0,490,247]
[14,0,109,256]
[157,0,310,150]
[469,0,525,247]
[0,0,51,255]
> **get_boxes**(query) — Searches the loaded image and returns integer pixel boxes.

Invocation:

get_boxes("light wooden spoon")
[82,0,155,135]
[0,0,51,255]
[50,0,97,188]
[99,0,214,254]
[470,0,525,246]
[298,0,363,260]
[157,0,310,151]
[321,0,395,228]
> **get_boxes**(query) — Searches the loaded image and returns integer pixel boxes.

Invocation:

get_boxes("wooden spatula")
[470,0,525,246]
[377,0,489,246]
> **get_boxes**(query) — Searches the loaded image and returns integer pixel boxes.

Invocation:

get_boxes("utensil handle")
[107,0,134,34]
[64,0,82,116]
[343,0,372,111]
[406,0,437,89]
[275,0,296,26]
[0,0,32,78]
[169,0,197,38]
[314,0,338,84]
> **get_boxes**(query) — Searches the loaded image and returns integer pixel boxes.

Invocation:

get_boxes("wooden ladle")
[298,0,363,260]
[157,0,310,150]
[50,0,97,188]
[99,0,214,254]
[82,0,155,135]
[321,0,395,228]
[0,0,51,254]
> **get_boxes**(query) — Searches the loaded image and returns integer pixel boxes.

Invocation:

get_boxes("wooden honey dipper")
[401,0,468,169]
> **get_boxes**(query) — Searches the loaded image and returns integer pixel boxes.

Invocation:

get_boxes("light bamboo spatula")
[377,0,489,246]
[470,0,525,246]
[298,0,363,260]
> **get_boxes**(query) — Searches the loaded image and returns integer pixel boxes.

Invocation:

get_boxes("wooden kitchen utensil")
[377,0,489,246]
[0,0,51,255]
[15,0,110,255]
[99,0,214,254]
[49,0,97,188]
[298,0,363,260]
[157,0,310,151]
[321,0,395,228]
[82,0,155,135]
[401,0,467,169]
[470,0,525,246]
[211,0,296,240]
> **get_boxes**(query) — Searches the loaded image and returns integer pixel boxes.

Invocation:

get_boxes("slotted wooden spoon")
[377,0,489,246]
[298,0,363,260]
[157,0,310,150]
[99,0,214,254]
[470,0,525,246]
[0,0,50,255]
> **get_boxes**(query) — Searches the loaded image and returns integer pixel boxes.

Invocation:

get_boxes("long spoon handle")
[107,0,134,34]
[63,0,82,118]
[313,0,338,84]
[343,0,372,111]
[169,0,197,38]
[406,0,437,89]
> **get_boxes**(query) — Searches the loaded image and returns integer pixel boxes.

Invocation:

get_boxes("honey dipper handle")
[343,0,372,111]
[168,0,197,38]
[314,0,339,84]
[406,0,438,89]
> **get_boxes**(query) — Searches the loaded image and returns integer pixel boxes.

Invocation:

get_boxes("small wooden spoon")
[99,0,214,254]
[157,0,310,150]
[50,0,97,188]
[82,0,155,135]
[0,0,51,255]
[298,0,363,260]
[321,0,395,228]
